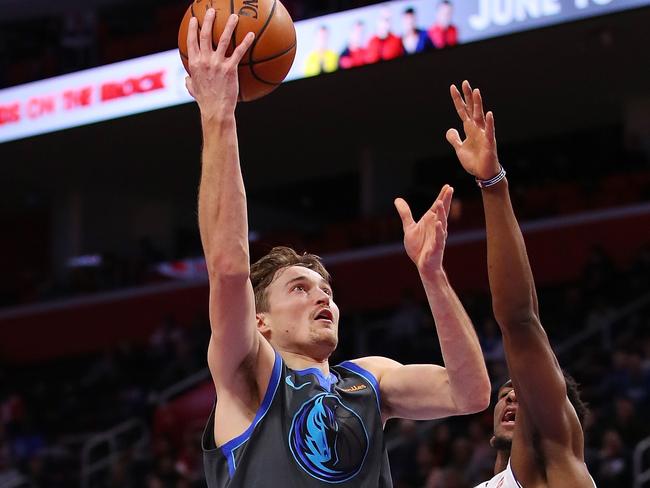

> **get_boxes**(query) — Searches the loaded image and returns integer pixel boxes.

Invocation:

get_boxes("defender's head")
[251,247,339,360]
[490,373,588,451]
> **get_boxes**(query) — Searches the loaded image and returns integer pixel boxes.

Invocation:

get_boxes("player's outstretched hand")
[446,80,500,180]
[185,11,255,118]
[395,185,453,276]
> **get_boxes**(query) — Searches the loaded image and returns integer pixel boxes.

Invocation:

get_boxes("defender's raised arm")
[448,81,592,487]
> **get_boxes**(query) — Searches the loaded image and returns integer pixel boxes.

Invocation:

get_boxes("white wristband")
[476,165,506,189]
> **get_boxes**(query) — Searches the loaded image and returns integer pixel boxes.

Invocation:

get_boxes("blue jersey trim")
[338,361,381,413]
[221,351,283,477]
[293,367,339,391]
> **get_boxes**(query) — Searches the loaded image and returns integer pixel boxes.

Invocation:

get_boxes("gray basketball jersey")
[202,351,393,487]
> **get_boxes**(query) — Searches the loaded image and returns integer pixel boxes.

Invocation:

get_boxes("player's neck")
[279,350,331,376]
[494,449,510,474]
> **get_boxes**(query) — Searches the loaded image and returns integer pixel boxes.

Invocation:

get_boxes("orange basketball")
[178,0,296,102]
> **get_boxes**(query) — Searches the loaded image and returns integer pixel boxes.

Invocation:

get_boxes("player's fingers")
[429,185,452,227]
[434,220,447,251]
[441,185,454,218]
[200,8,216,53]
[462,80,474,118]
[427,200,444,229]
[473,88,485,128]
[185,76,195,98]
[445,128,462,151]
[216,13,239,58]
[434,183,449,203]
[450,84,469,122]
[230,31,255,64]
[187,16,200,60]
[394,198,415,229]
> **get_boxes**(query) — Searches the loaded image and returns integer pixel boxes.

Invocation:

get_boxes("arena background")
[1,1,649,487]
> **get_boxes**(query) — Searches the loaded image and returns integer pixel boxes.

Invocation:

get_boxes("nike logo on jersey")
[285,375,310,390]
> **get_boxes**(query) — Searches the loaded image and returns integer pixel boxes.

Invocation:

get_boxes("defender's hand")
[395,185,453,275]
[446,80,500,180]
[185,11,254,119]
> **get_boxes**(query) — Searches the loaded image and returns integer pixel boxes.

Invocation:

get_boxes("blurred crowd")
[2,125,649,310]
[1,240,649,487]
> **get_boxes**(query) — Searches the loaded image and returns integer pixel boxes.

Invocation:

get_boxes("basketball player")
[446,80,596,487]
[184,12,490,487]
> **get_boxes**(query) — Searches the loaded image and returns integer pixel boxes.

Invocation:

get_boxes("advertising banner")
[1,0,647,143]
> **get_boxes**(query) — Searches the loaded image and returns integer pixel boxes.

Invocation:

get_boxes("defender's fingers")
[200,8,216,53]
[230,31,255,64]
[216,13,239,57]
[394,198,415,229]
[486,111,496,143]
[450,84,469,121]
[473,88,486,127]
[445,128,462,151]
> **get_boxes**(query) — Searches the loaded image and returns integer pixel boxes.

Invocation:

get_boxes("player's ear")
[257,313,271,337]
[489,435,496,448]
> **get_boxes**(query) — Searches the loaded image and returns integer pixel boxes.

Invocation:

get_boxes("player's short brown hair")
[250,246,331,313]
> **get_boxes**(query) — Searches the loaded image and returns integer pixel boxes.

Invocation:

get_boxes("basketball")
[178,0,296,102]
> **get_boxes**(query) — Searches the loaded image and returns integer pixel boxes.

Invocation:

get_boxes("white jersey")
[473,459,597,488]
[474,460,522,488]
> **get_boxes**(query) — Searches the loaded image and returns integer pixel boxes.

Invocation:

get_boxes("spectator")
[366,6,404,63]
[595,429,632,488]
[478,318,504,363]
[339,20,368,69]
[303,25,339,76]
[389,419,421,487]
[401,7,433,55]
[427,0,458,49]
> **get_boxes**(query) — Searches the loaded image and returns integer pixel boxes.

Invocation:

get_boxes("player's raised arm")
[354,185,490,422]
[186,12,270,382]
[447,81,584,453]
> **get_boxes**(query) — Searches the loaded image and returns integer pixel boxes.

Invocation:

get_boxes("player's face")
[491,381,518,448]
[262,266,340,358]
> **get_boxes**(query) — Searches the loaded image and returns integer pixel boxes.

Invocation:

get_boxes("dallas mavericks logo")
[289,393,369,483]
